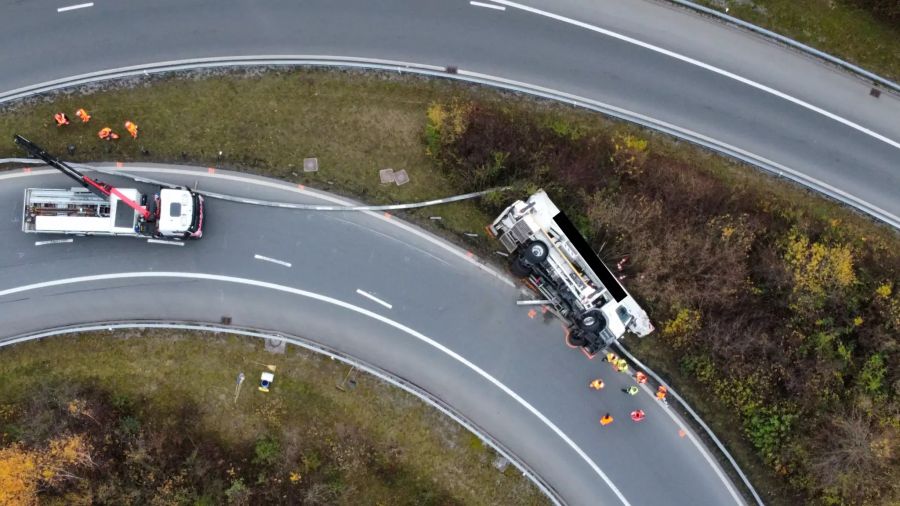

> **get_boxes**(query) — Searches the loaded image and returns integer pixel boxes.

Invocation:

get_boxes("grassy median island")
[0,330,548,505]
[688,0,900,82]
[1,68,898,504]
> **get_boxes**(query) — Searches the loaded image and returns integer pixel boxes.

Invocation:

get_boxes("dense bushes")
[845,0,900,23]
[0,380,460,505]
[426,100,899,504]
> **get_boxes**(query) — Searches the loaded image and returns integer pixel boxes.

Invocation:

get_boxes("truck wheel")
[567,330,588,347]
[510,257,531,277]
[577,309,605,332]
[522,240,549,264]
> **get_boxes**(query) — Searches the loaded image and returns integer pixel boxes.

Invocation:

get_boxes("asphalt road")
[1,0,898,225]
[0,165,742,505]
[2,0,897,503]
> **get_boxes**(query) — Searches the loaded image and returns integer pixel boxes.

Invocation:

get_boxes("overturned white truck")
[490,190,653,356]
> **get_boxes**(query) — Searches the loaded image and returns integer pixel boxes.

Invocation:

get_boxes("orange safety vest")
[75,109,91,122]
[98,127,111,139]
[589,379,604,390]
[600,415,613,426]
[124,121,138,138]
[54,113,69,126]
[636,372,648,384]
[657,386,668,400]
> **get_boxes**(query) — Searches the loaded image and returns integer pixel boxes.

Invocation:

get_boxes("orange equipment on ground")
[630,409,646,422]
[124,120,138,139]
[589,379,605,390]
[75,109,91,123]
[656,385,668,402]
[98,127,119,141]
[600,414,614,426]
[54,113,70,126]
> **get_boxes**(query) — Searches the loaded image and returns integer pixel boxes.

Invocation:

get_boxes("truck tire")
[567,329,588,347]
[577,309,605,332]
[510,257,531,277]
[522,240,549,264]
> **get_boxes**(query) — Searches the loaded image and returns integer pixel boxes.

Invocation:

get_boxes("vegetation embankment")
[0,331,547,505]
[0,69,897,504]
[426,99,899,505]
[688,0,900,82]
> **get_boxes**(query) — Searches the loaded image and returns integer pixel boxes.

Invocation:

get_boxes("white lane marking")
[57,2,93,12]
[470,1,506,10]
[637,382,744,505]
[489,0,900,152]
[0,271,629,505]
[34,239,74,246]
[254,254,292,268]
[454,69,900,227]
[147,239,184,246]
[356,288,393,309]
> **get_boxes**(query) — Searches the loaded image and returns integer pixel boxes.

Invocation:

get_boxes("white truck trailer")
[490,190,652,356]
[15,135,203,240]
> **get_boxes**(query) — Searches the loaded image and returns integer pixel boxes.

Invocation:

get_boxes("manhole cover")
[265,338,286,354]
[379,168,395,184]
[393,169,410,186]
[303,157,319,172]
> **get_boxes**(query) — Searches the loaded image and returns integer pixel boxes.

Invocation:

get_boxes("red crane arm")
[83,175,152,220]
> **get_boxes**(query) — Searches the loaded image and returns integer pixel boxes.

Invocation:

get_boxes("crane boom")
[14,135,152,221]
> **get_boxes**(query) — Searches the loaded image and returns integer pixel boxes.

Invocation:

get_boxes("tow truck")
[14,135,203,239]
[489,190,653,356]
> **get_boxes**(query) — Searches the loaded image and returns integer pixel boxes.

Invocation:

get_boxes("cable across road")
[0,158,509,212]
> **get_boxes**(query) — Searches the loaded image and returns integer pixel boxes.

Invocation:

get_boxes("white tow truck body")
[490,190,653,355]
[22,187,203,239]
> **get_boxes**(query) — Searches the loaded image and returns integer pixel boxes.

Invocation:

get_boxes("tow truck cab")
[157,189,204,239]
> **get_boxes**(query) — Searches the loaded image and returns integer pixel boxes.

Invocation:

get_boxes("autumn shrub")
[426,99,900,505]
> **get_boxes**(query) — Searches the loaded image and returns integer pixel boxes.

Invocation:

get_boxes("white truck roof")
[157,189,194,236]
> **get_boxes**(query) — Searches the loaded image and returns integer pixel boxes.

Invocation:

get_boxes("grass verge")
[686,0,900,82]
[1,68,897,505]
[0,330,548,505]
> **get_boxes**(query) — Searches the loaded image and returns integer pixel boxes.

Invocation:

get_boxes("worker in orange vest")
[75,109,91,123]
[605,352,617,364]
[616,358,629,373]
[630,409,646,422]
[600,413,613,426]
[98,127,119,141]
[54,112,70,126]
[124,120,138,139]
[589,379,605,390]
[656,385,668,403]
[635,371,648,384]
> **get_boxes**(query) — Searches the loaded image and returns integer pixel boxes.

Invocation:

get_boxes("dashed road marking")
[254,254,292,268]
[356,288,393,309]
[470,1,506,10]
[147,239,184,246]
[35,239,74,246]
[57,2,93,12]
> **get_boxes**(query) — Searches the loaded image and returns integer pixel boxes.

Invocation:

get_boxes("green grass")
[0,330,548,505]
[0,69,496,251]
[2,67,897,504]
[690,0,900,82]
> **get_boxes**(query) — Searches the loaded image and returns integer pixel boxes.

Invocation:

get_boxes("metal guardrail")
[0,56,896,229]
[0,158,507,212]
[613,341,764,506]
[665,0,900,94]
[0,321,565,506]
